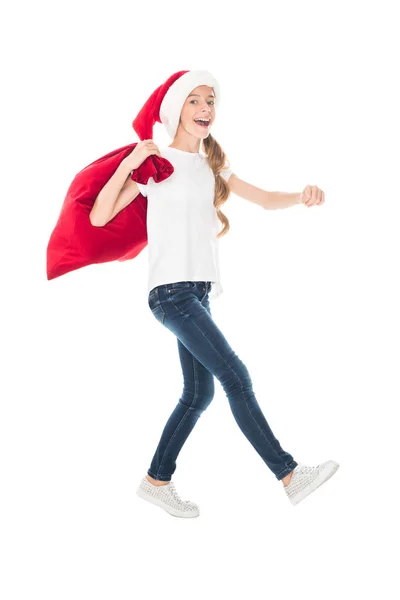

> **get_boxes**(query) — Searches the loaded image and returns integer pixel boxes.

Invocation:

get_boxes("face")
[177,85,216,140]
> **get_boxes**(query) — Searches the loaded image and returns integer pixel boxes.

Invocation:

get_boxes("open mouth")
[194,118,211,128]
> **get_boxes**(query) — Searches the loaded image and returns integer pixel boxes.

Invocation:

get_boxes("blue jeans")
[147,280,298,482]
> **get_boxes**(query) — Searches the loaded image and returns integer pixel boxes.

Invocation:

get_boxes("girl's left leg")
[146,336,215,482]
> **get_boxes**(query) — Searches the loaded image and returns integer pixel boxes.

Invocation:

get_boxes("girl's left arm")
[226,175,325,210]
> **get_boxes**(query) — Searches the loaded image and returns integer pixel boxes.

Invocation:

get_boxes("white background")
[2,0,399,598]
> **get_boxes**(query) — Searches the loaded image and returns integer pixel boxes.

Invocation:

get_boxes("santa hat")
[132,69,221,141]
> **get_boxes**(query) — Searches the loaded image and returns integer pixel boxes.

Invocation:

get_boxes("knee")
[180,380,215,413]
[219,356,253,395]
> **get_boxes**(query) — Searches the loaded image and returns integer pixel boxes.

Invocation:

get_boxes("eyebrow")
[188,93,215,98]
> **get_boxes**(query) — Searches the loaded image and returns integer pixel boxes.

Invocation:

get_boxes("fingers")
[302,185,325,207]
[139,139,161,156]
[144,139,160,155]
[301,184,312,205]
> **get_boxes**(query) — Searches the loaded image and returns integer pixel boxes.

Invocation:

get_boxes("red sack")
[46,142,174,280]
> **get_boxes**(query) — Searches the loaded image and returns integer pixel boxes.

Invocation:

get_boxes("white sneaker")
[136,476,200,518]
[283,460,340,506]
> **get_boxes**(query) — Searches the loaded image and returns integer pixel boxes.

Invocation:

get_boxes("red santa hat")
[132,69,221,141]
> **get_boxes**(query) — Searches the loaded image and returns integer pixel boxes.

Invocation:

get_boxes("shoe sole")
[290,460,340,506]
[136,488,200,518]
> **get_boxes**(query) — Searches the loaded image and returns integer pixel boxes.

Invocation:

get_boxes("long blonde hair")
[202,133,231,239]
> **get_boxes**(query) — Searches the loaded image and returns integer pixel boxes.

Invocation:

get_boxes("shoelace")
[298,464,320,475]
[168,481,189,506]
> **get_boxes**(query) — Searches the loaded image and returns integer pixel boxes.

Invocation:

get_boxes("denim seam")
[152,288,166,323]
[244,397,290,467]
[156,349,199,480]
[276,461,298,479]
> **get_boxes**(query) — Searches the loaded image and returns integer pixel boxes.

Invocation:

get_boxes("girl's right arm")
[89,160,135,226]
[89,140,161,226]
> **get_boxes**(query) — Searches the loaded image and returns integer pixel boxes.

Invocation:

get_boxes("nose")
[200,100,212,111]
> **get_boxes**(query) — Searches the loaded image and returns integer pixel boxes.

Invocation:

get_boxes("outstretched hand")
[300,185,325,208]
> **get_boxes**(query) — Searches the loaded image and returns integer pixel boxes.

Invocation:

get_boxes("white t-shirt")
[134,146,233,301]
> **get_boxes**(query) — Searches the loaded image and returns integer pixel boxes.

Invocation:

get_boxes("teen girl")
[89,70,339,518]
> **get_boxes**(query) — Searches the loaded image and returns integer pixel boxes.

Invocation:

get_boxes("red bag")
[46,142,174,280]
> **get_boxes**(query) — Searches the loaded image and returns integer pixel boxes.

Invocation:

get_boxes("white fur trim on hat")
[160,70,221,139]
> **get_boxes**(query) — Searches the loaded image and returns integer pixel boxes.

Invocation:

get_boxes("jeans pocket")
[148,287,166,323]
[150,303,165,324]
[148,289,157,309]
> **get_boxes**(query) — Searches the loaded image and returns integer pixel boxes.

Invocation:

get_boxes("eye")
[190,100,215,105]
